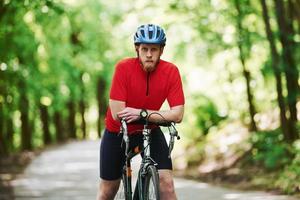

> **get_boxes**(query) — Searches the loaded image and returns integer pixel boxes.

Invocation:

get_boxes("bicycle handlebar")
[127,118,173,127]
[120,117,180,158]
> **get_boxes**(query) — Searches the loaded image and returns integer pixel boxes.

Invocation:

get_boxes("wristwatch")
[140,109,148,119]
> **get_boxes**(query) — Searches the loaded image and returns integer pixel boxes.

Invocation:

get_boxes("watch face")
[141,110,148,118]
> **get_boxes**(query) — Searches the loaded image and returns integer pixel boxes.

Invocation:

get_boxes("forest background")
[0,0,299,195]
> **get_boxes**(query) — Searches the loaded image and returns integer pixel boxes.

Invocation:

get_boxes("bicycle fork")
[136,127,159,199]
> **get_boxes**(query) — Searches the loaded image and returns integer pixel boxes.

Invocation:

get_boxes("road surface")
[11,140,299,200]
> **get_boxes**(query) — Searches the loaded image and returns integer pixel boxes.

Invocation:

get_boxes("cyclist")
[97,24,185,200]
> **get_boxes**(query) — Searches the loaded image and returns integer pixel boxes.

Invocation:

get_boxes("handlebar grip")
[128,118,173,127]
[150,121,173,127]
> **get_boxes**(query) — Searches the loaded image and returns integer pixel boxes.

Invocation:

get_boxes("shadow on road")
[8,140,299,200]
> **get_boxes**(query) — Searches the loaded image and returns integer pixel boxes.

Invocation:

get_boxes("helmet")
[134,24,166,45]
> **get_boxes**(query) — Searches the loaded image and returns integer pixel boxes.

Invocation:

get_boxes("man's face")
[136,43,164,72]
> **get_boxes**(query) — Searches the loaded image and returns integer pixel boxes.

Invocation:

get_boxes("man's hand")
[117,107,141,123]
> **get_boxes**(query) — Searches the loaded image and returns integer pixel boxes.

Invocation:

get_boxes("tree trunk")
[67,101,77,139]
[19,84,32,150]
[6,116,14,152]
[97,77,107,138]
[39,104,51,145]
[79,99,86,139]
[79,73,87,139]
[0,101,7,156]
[0,72,14,155]
[234,0,257,132]
[54,111,65,142]
[260,0,290,141]
[275,0,299,141]
[0,0,7,22]
[289,0,300,33]
[241,62,257,132]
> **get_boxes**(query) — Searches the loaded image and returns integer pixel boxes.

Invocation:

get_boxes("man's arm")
[148,105,184,123]
[109,99,125,121]
[117,104,184,123]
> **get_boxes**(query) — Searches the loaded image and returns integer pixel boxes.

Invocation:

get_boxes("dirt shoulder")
[0,151,40,200]
[174,165,300,198]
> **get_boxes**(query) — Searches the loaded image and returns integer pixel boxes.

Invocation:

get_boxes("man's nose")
[146,50,152,57]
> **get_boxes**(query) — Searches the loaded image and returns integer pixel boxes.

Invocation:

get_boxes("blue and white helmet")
[134,24,166,45]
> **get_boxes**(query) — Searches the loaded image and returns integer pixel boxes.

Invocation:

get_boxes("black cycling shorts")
[99,128,172,180]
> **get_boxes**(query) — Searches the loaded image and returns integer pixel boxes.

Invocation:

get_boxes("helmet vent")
[149,30,153,39]
[141,29,145,37]
[156,29,161,39]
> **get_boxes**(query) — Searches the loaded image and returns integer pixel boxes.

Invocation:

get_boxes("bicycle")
[117,113,180,200]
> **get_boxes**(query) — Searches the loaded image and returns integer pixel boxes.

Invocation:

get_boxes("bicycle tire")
[143,165,160,200]
[115,168,130,200]
[121,170,131,200]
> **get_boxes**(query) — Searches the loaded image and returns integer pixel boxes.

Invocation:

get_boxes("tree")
[233,0,257,131]
[97,77,107,138]
[275,0,299,141]
[260,0,290,141]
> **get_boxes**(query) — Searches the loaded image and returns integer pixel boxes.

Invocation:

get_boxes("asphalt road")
[11,140,299,200]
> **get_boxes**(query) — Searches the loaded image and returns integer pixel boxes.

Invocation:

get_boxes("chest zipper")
[146,72,150,96]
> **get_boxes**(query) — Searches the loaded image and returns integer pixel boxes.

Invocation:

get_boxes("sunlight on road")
[175,179,209,189]
[223,193,293,200]
[174,177,298,200]
[12,141,99,199]
[11,140,299,200]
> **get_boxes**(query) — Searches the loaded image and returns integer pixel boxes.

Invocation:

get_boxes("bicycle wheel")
[143,165,160,200]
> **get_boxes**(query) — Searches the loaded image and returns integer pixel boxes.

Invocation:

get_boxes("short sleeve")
[109,61,127,101]
[167,67,185,107]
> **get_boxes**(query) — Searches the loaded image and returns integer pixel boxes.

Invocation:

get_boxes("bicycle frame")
[121,120,155,200]
[120,118,179,200]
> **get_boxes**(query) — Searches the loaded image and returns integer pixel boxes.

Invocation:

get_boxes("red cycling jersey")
[105,57,185,134]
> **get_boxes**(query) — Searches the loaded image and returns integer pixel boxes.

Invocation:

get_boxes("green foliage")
[193,95,226,135]
[0,3,299,197]
[260,57,274,80]
[0,0,117,152]
[250,129,292,170]
[275,139,300,194]
[185,141,206,167]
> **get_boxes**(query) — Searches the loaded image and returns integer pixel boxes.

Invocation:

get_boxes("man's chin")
[145,66,155,72]
[143,64,155,72]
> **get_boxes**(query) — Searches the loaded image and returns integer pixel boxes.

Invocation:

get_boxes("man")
[97,24,185,200]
